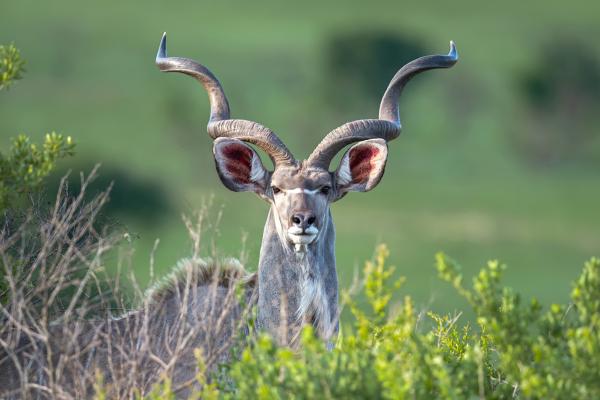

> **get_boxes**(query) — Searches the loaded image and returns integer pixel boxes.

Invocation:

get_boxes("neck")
[256,208,338,347]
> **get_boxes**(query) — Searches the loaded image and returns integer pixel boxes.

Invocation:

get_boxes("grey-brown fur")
[145,257,256,304]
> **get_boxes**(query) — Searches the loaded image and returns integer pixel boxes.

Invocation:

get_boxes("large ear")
[335,138,388,196]
[213,137,268,194]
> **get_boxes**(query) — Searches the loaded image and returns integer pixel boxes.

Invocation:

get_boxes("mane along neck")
[256,208,338,347]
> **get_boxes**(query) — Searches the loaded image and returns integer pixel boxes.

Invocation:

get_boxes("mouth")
[287,226,319,246]
[287,232,318,245]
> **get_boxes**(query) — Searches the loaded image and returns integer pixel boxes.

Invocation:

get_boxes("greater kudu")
[155,33,458,346]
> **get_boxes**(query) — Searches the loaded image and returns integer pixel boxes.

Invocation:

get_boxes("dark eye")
[272,186,281,194]
[320,186,330,195]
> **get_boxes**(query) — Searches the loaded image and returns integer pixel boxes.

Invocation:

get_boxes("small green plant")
[0,133,75,209]
[0,43,25,90]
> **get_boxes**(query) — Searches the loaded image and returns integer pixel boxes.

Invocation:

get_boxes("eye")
[271,186,281,194]
[320,186,330,195]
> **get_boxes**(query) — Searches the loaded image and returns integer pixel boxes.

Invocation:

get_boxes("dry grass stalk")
[0,169,258,399]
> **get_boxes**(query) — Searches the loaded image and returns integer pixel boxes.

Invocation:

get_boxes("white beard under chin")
[294,243,307,254]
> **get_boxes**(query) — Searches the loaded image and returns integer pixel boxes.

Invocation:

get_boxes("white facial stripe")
[283,188,320,195]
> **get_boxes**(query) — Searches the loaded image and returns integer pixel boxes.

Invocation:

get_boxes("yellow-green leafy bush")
[0,133,75,209]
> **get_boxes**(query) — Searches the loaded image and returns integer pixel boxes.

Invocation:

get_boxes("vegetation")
[0,43,23,88]
[140,245,600,399]
[0,43,25,91]
[0,133,75,209]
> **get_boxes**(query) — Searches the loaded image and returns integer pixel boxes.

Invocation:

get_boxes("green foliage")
[0,131,75,210]
[0,43,25,90]
[140,246,600,399]
[435,254,600,399]
[142,378,176,400]
[1,44,75,210]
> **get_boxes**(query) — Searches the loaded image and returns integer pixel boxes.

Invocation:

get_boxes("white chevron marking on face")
[283,188,320,195]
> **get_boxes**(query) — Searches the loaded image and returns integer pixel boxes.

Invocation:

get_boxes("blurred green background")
[1,0,599,315]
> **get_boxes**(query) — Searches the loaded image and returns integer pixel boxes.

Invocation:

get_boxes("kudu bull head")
[156,33,457,346]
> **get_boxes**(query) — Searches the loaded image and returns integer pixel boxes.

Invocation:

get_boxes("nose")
[290,211,316,230]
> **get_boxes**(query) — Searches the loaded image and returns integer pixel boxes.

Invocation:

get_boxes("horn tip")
[156,32,167,62]
[448,40,458,60]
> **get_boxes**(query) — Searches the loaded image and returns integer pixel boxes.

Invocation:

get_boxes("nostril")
[307,216,316,226]
[292,216,302,225]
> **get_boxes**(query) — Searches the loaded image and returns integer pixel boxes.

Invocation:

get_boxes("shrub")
[196,247,598,399]
[1,185,257,399]
[0,133,75,210]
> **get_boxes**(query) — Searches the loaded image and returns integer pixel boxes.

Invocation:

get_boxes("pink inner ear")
[221,143,253,184]
[349,145,380,183]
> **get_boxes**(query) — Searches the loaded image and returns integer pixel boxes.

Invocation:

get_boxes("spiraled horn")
[156,33,295,166]
[156,32,230,123]
[307,41,458,169]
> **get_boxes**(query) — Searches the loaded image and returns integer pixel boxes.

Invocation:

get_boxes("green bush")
[136,245,599,399]
[0,133,75,209]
